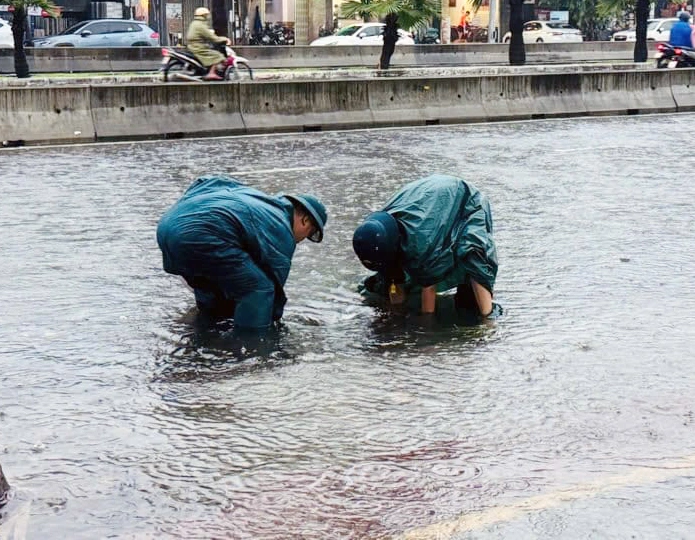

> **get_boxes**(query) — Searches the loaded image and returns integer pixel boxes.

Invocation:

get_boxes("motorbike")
[250,22,292,46]
[318,25,333,37]
[655,42,695,68]
[416,27,441,44]
[284,26,295,45]
[466,25,489,43]
[161,44,253,82]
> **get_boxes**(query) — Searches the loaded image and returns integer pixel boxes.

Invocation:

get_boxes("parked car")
[502,20,583,44]
[309,22,414,46]
[611,18,677,42]
[0,18,13,48]
[32,19,160,47]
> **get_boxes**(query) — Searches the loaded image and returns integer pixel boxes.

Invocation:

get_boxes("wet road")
[1,114,695,539]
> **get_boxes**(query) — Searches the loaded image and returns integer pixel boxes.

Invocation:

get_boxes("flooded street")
[1,114,695,539]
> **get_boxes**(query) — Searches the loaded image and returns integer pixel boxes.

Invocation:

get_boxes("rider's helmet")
[194,7,211,17]
[679,11,691,22]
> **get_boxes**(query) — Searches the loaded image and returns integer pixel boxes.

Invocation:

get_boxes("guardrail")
[1,66,689,146]
[0,42,652,74]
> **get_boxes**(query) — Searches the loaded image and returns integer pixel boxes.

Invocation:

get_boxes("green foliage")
[533,0,621,38]
[468,0,484,13]
[595,0,634,19]
[341,0,440,31]
[341,0,374,22]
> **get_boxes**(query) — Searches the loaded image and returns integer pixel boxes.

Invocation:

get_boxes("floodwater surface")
[1,114,695,539]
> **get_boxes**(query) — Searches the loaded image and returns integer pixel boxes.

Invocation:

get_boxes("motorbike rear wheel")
[656,57,670,68]
[163,59,194,82]
[225,62,254,81]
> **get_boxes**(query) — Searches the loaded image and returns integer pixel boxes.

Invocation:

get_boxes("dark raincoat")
[156,175,296,329]
[361,174,498,297]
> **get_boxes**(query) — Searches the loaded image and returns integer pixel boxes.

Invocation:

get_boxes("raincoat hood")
[378,174,498,292]
[353,211,400,271]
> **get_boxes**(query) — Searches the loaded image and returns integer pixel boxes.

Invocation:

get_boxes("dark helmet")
[679,11,691,22]
[285,194,327,243]
[352,211,400,271]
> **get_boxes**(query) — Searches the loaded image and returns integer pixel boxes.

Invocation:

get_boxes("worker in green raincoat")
[352,174,499,318]
[157,175,327,330]
[186,7,229,80]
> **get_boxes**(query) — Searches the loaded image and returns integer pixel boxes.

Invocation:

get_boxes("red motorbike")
[654,42,695,68]
[161,45,253,82]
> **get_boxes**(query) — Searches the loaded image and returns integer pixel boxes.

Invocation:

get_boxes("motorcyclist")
[669,11,693,48]
[186,7,230,81]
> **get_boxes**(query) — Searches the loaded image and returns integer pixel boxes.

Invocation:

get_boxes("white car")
[502,20,583,44]
[0,18,13,48]
[310,22,414,46]
[611,18,677,42]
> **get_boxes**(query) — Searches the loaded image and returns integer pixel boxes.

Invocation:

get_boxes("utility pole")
[440,0,450,44]
[159,0,169,45]
[488,0,497,42]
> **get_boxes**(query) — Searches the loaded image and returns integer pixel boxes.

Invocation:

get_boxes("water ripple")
[2,115,695,538]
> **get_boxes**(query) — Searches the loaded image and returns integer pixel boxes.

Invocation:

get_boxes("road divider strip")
[2,68,693,146]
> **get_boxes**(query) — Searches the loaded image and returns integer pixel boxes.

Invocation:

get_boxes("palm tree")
[469,0,525,65]
[632,0,650,61]
[342,0,375,22]
[0,0,58,78]
[341,0,440,69]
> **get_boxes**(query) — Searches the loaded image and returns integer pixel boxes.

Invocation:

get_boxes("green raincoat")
[361,174,498,296]
[186,15,227,67]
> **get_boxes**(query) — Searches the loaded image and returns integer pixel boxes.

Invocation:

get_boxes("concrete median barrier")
[402,44,507,67]
[30,47,114,73]
[478,73,587,121]
[581,70,676,116]
[480,74,536,121]
[367,76,485,126]
[107,47,164,72]
[530,72,587,118]
[668,69,695,111]
[0,67,688,146]
[90,82,244,140]
[0,47,162,74]
[0,85,94,145]
[238,79,372,132]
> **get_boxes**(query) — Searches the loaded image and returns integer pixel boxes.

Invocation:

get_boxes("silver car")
[0,18,13,48]
[33,19,160,47]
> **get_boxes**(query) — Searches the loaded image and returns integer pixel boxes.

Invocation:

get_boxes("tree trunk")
[634,0,649,62]
[379,13,398,70]
[508,0,525,65]
[212,0,228,38]
[0,464,10,507]
[11,7,30,79]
